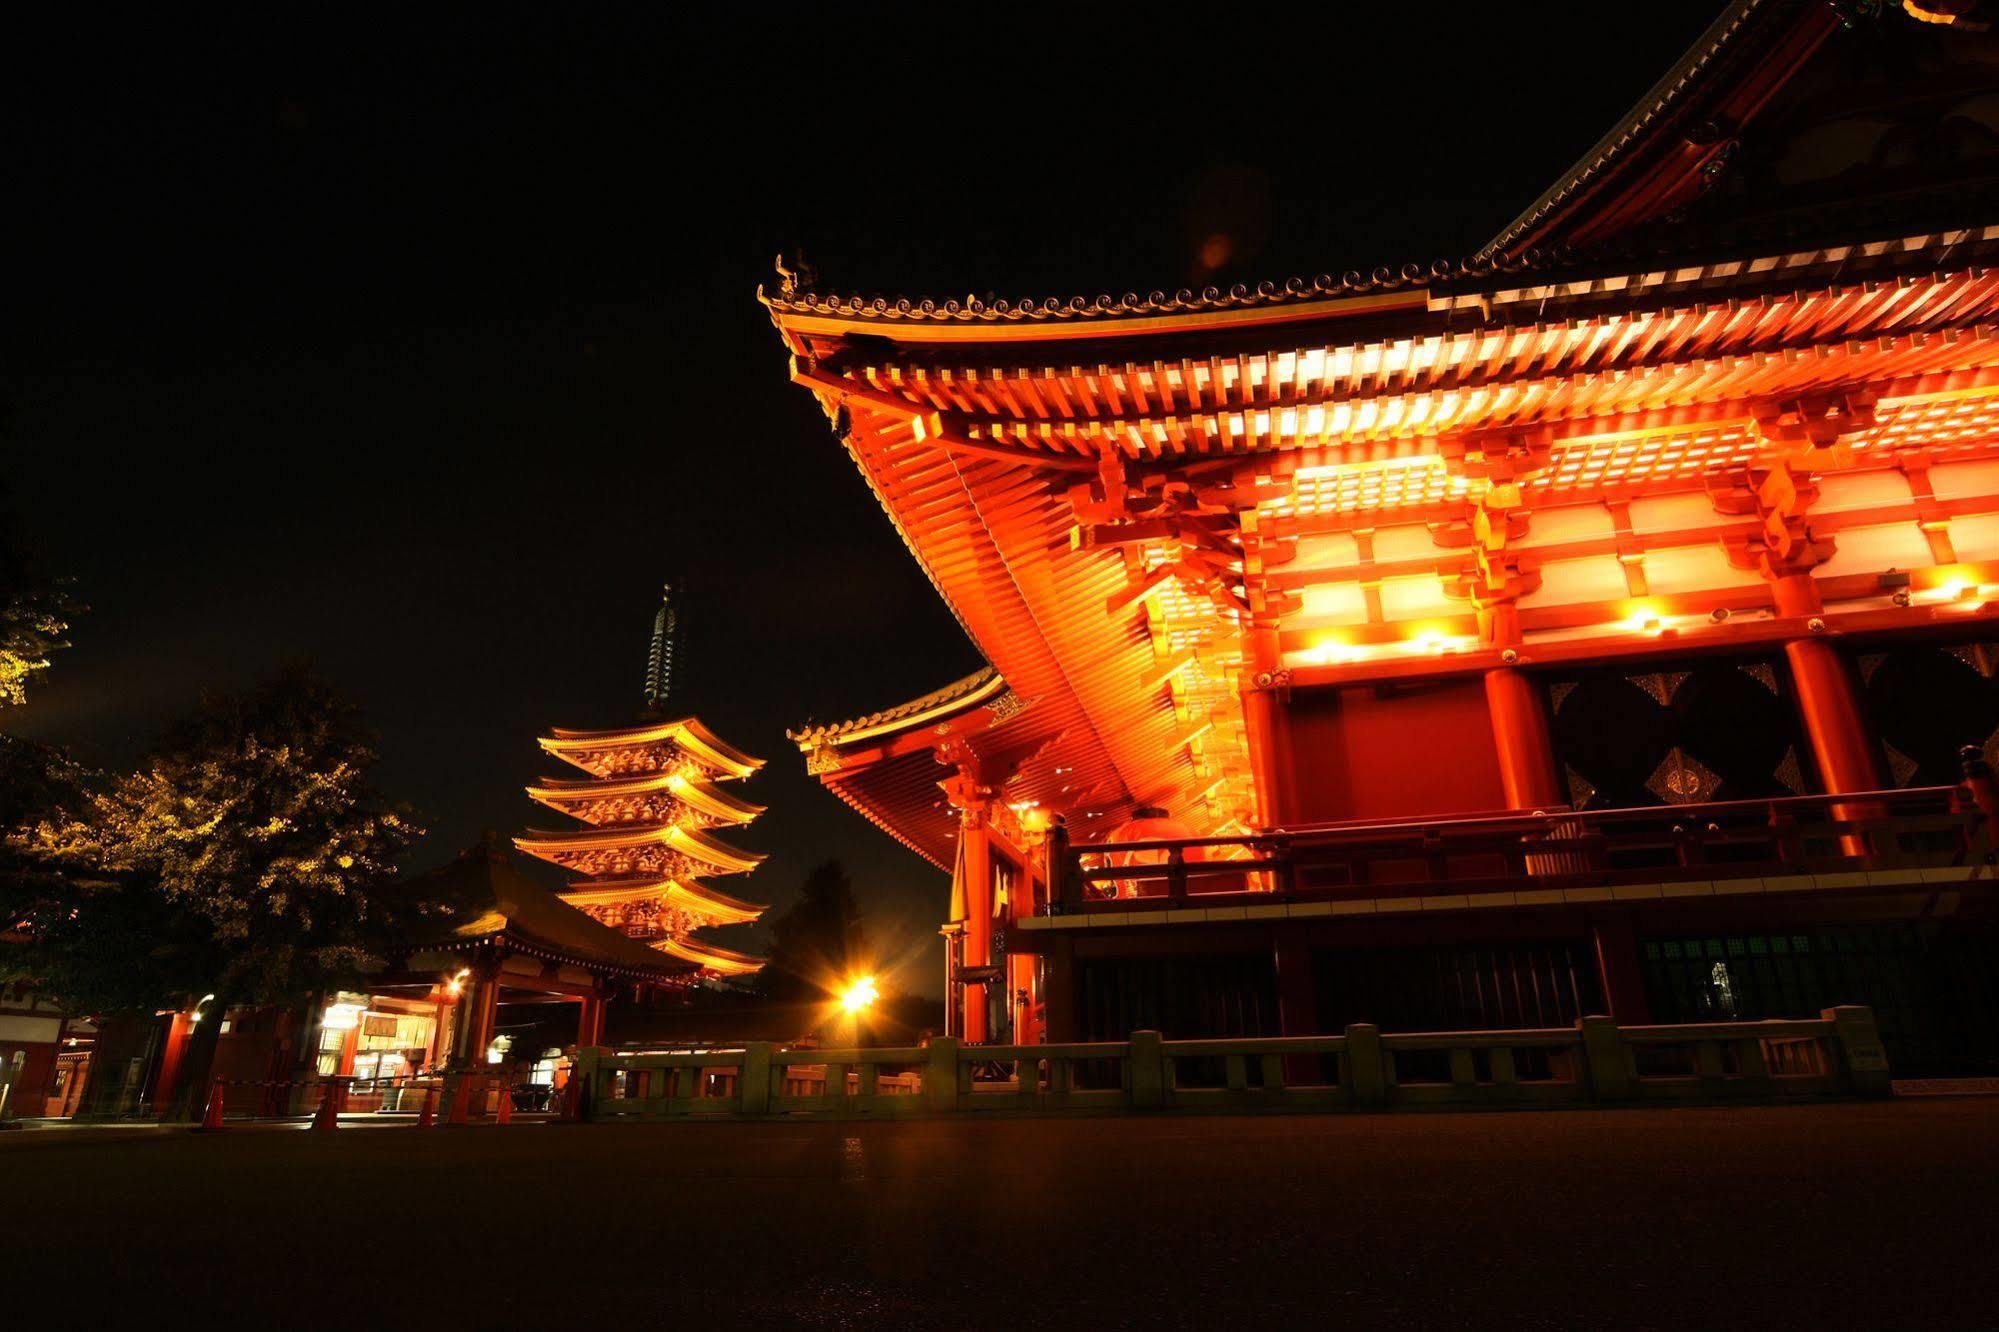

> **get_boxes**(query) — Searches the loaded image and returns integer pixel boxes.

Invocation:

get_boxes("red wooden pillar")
[958,819,993,1044]
[939,926,963,1039]
[1007,953,1036,1046]
[1241,625,1298,828]
[1274,938,1320,1084]
[459,974,500,1068]
[1590,916,1652,1024]
[151,1010,196,1114]
[1485,667,1562,810]
[1043,935,1076,1045]
[1773,574,1881,796]
[1274,940,1316,1036]
[576,995,606,1048]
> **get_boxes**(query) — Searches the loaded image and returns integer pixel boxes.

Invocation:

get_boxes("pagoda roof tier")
[538,717,762,781]
[558,875,766,928]
[525,771,764,827]
[513,823,764,878]
[657,933,765,978]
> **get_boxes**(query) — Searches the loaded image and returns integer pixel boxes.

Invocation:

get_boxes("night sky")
[6,7,1719,993]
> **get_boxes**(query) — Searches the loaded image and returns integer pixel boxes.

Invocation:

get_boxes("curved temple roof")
[772,3,1999,846]
[540,717,763,780]
[789,667,1005,749]
[400,841,697,984]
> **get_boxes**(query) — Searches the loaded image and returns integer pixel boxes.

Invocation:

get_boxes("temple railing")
[1045,786,1988,913]
[574,1007,1892,1120]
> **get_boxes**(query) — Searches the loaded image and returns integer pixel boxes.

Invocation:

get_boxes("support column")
[1274,939,1320,1084]
[1590,916,1652,1024]
[1241,625,1298,829]
[576,994,606,1049]
[151,1010,196,1115]
[1043,936,1076,1045]
[453,971,499,1070]
[1008,948,1039,1046]
[1773,574,1881,795]
[958,819,993,1045]
[1485,667,1562,810]
[1274,940,1317,1037]
[939,926,963,1039]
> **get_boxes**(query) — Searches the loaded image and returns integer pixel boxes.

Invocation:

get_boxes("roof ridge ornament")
[774,251,818,300]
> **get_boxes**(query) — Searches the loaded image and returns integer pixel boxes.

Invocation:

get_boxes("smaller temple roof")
[791,663,1126,869]
[397,840,695,983]
[789,667,1006,748]
[540,717,763,780]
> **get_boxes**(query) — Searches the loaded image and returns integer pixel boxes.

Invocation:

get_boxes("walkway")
[10,1098,1997,1326]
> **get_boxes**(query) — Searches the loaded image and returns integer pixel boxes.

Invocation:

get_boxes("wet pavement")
[11,1098,1998,1328]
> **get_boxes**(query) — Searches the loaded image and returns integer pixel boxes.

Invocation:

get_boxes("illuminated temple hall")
[776,1,1999,1071]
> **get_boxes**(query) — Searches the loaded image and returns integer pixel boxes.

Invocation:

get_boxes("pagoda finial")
[644,580,679,716]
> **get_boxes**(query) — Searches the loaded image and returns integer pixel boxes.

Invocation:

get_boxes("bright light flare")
[840,975,880,1014]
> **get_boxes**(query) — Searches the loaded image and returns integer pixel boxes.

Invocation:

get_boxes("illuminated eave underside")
[657,935,765,976]
[525,771,764,825]
[540,718,763,780]
[513,824,765,876]
[557,876,766,927]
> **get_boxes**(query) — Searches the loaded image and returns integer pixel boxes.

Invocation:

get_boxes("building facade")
[775,0,1999,1073]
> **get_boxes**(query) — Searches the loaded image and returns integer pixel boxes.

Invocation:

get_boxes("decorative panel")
[1542,652,1814,809]
[1856,633,1999,787]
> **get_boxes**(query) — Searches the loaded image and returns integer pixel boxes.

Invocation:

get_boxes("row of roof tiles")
[762,252,1566,327]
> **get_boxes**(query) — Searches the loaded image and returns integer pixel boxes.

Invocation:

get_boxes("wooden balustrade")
[575,1006,1891,1122]
[1050,786,1985,912]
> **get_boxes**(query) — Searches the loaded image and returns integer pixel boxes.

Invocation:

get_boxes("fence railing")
[193,1071,555,1123]
[577,1006,1891,1121]
[1048,787,1985,912]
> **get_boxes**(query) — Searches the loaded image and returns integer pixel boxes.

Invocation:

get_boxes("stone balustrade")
[577,1005,1891,1121]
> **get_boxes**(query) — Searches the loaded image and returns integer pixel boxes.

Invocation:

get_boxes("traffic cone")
[415,1088,436,1129]
[196,1080,227,1131]
[494,1088,513,1125]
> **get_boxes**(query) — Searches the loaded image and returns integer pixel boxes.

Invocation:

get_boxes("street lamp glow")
[840,975,879,1014]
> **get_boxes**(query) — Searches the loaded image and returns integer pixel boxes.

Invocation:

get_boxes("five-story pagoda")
[515,585,769,977]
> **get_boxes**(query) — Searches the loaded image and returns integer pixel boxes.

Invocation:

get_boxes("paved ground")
[11,1099,1999,1328]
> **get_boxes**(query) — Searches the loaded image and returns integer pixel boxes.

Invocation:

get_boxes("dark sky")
[4,6,1720,994]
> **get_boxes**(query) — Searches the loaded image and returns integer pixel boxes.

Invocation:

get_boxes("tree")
[0,736,209,1015]
[758,859,869,1002]
[0,529,82,709]
[14,666,421,1115]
